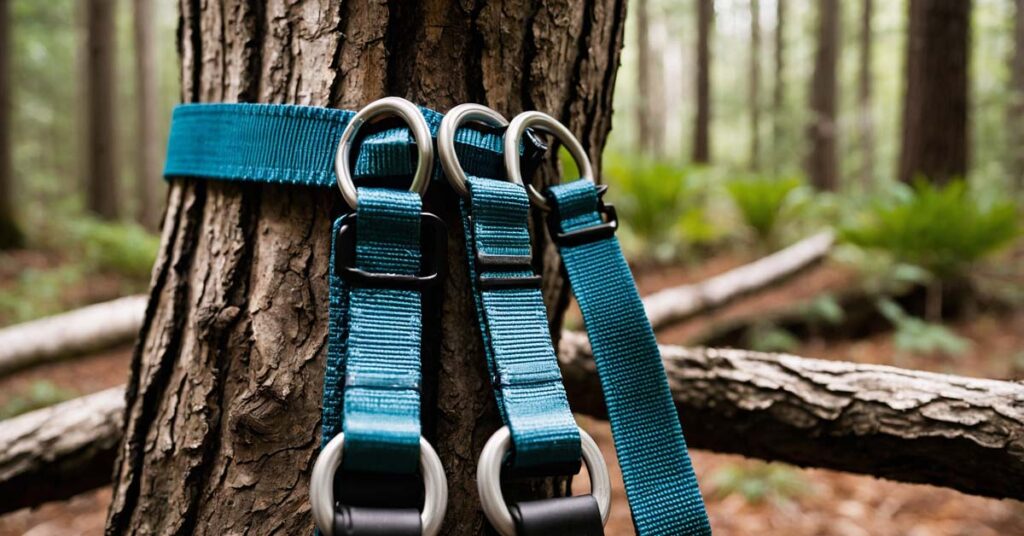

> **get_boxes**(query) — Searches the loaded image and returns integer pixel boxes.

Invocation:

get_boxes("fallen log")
[0,385,124,513]
[4,340,1024,510]
[560,331,1024,500]
[642,231,834,330]
[0,295,147,376]
[0,232,832,376]
[688,276,989,348]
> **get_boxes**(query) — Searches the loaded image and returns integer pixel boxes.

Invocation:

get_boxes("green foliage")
[709,462,809,505]
[747,324,800,353]
[602,152,721,260]
[876,299,971,357]
[0,265,84,324]
[72,218,160,279]
[0,380,77,420]
[725,175,802,243]
[841,180,1020,279]
[0,216,158,324]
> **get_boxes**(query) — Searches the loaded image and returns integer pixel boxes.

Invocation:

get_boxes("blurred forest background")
[1,0,1024,534]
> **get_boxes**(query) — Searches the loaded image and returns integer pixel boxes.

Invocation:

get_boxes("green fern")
[725,175,801,243]
[841,180,1019,279]
[601,152,720,258]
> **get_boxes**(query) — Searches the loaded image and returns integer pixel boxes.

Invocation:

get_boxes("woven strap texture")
[460,176,580,469]
[547,179,711,535]
[164,103,512,185]
[340,189,424,473]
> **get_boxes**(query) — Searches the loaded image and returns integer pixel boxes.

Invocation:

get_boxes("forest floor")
[1,250,1024,535]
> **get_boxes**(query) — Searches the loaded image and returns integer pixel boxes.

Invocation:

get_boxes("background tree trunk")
[85,0,119,220]
[0,0,22,249]
[898,0,970,185]
[1010,0,1024,190]
[693,0,713,164]
[104,2,626,535]
[807,0,840,191]
[635,0,661,156]
[749,0,762,170]
[858,0,875,187]
[132,0,161,229]
[772,0,785,173]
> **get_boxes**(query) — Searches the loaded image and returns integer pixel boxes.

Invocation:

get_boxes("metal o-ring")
[310,433,449,536]
[503,111,595,211]
[476,425,611,536]
[334,96,434,210]
[438,104,509,198]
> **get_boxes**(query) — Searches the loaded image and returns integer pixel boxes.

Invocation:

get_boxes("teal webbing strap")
[546,179,711,535]
[164,103,513,185]
[460,176,581,470]
[334,189,424,473]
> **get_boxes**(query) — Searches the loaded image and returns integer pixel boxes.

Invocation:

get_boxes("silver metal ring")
[476,425,611,536]
[503,111,595,211]
[334,96,434,209]
[438,104,509,198]
[311,433,449,536]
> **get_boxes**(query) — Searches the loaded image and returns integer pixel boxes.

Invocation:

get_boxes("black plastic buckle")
[334,212,447,290]
[547,185,618,247]
[475,250,543,290]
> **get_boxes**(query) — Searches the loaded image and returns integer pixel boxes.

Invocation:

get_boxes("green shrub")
[725,175,802,244]
[708,461,808,505]
[602,152,720,259]
[0,265,84,324]
[0,380,77,420]
[876,298,971,357]
[841,180,1019,279]
[72,218,160,279]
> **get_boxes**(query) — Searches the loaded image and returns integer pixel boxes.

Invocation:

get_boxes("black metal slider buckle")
[334,212,447,290]
[546,185,618,248]
[475,250,543,291]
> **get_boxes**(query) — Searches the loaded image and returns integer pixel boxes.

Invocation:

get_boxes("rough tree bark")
[105,2,626,535]
[85,0,120,220]
[132,0,161,229]
[898,0,970,185]
[0,386,125,514]
[0,0,21,249]
[858,0,875,186]
[1010,0,1024,189]
[807,0,840,191]
[771,0,785,173]
[749,0,761,170]
[693,0,713,164]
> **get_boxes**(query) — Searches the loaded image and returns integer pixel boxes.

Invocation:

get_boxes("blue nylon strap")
[460,176,581,469]
[164,103,511,185]
[323,189,424,475]
[547,179,711,535]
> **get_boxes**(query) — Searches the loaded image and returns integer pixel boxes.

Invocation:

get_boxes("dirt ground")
[2,253,1023,535]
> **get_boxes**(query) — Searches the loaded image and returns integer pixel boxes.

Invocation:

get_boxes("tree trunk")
[749,0,761,170]
[635,0,658,156]
[85,0,120,220]
[0,0,21,249]
[132,0,161,229]
[1010,0,1024,190]
[693,0,713,164]
[771,0,785,173]
[807,0,840,191]
[898,0,970,185]
[105,2,626,535]
[858,0,875,186]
